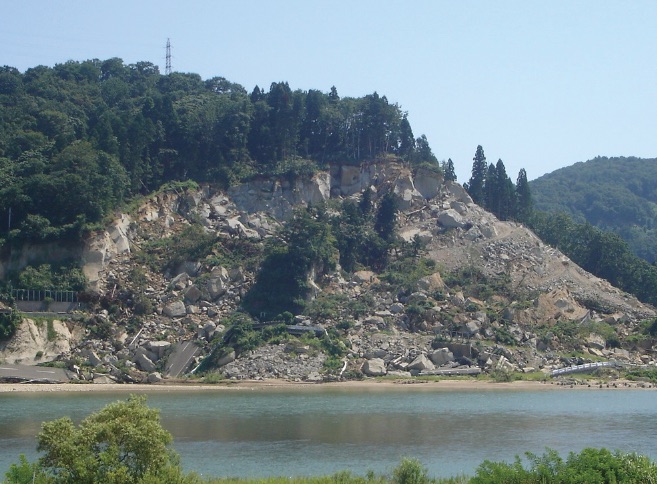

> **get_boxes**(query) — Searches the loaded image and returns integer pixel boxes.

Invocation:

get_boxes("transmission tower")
[165,38,172,75]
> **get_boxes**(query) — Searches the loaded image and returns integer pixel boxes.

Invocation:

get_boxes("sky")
[2,0,657,182]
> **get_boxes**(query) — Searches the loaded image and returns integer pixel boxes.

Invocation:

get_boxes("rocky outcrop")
[228,173,331,219]
[0,318,80,365]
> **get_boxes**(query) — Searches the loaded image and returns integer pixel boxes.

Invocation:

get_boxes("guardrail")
[11,289,79,303]
[550,361,623,377]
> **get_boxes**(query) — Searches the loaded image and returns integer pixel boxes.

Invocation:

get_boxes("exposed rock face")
[0,318,79,365]
[228,173,331,219]
[83,214,132,290]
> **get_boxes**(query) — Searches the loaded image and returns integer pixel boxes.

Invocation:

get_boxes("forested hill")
[0,59,438,245]
[529,156,657,263]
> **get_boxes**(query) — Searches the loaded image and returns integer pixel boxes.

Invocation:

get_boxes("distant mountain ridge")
[530,156,657,263]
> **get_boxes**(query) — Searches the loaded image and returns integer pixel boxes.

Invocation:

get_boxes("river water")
[0,385,655,479]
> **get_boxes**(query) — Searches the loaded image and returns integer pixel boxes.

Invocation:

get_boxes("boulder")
[407,354,435,371]
[82,349,103,367]
[198,322,217,340]
[479,223,497,239]
[449,201,468,215]
[215,350,236,367]
[92,375,115,384]
[445,181,473,204]
[135,353,157,372]
[586,334,606,350]
[461,321,479,335]
[364,348,388,359]
[353,270,377,284]
[305,371,323,382]
[206,277,227,299]
[430,348,455,366]
[413,167,442,200]
[148,341,172,359]
[170,272,189,290]
[417,272,445,293]
[163,300,186,318]
[183,285,202,303]
[362,358,387,376]
[390,303,404,314]
[437,209,466,229]
[147,372,163,383]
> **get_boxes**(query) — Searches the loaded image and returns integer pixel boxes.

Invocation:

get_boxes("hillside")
[530,156,657,263]
[2,163,656,384]
[0,59,436,248]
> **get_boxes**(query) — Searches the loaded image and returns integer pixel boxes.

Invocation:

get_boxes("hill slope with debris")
[2,161,655,383]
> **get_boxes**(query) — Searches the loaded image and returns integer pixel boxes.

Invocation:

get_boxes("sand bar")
[0,378,646,393]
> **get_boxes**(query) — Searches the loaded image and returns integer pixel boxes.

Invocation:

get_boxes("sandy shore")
[0,378,648,393]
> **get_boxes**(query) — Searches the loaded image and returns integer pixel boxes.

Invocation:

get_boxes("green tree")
[495,159,515,221]
[398,115,415,159]
[515,168,532,222]
[244,207,338,317]
[375,192,399,242]
[466,145,487,205]
[443,158,457,182]
[484,162,498,213]
[31,395,185,484]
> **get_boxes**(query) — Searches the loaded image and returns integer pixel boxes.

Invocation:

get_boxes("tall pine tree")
[495,159,516,221]
[466,145,487,205]
[515,168,533,222]
[444,158,457,182]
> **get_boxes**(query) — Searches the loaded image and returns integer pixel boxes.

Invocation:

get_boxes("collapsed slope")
[2,162,655,383]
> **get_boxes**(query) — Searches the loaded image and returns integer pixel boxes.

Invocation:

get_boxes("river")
[0,385,655,479]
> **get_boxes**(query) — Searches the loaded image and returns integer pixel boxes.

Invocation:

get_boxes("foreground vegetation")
[5,396,657,484]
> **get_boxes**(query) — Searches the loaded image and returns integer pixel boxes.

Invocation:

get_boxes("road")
[0,363,70,383]
[165,341,201,378]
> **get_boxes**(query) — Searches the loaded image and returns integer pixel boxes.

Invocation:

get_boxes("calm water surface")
[0,386,655,479]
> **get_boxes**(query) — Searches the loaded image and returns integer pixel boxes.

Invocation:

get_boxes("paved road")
[165,341,201,378]
[0,363,70,383]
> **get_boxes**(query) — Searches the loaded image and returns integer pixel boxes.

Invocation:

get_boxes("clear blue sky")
[3,1,656,182]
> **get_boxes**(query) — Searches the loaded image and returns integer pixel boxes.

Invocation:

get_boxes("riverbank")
[0,377,651,393]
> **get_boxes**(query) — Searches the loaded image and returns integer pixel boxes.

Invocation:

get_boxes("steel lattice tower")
[165,38,172,75]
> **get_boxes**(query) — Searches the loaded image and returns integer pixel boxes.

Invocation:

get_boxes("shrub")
[471,447,657,484]
[392,458,432,484]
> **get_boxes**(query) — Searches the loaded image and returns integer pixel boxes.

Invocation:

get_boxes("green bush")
[0,309,22,341]
[471,447,657,484]
[391,458,432,484]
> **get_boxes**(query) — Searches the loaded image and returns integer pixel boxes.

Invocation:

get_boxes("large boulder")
[413,167,442,200]
[417,272,445,293]
[163,300,187,318]
[148,341,172,359]
[183,285,202,303]
[362,358,387,376]
[430,348,455,366]
[444,181,473,204]
[135,352,157,372]
[215,350,236,367]
[437,209,467,229]
[407,354,435,372]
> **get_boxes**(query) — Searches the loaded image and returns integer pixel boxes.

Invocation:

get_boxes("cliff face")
[2,162,655,383]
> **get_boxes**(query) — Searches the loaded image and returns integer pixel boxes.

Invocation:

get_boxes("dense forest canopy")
[530,156,657,263]
[0,59,438,245]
